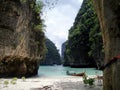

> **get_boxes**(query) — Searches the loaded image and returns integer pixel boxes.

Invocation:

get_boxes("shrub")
[21,76,26,82]
[12,77,18,81]
[87,78,95,86]
[4,80,9,87]
[83,74,95,86]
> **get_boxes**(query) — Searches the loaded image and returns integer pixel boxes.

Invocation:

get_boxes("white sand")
[0,76,103,90]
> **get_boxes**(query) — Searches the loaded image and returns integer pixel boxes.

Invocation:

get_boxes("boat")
[66,71,85,76]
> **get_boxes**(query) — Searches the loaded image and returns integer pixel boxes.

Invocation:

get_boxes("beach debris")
[30,85,53,90]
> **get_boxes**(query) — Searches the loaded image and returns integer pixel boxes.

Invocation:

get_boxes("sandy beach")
[0,76,103,90]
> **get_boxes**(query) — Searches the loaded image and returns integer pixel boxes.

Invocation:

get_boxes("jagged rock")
[0,0,45,77]
[93,0,120,90]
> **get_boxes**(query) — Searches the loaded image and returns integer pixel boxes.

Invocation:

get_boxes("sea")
[38,65,103,77]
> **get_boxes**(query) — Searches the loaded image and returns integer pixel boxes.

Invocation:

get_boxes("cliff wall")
[63,0,103,68]
[40,38,61,65]
[0,0,45,77]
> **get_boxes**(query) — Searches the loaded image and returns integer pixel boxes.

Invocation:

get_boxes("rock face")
[0,0,45,77]
[93,0,120,90]
[40,38,61,65]
[61,41,66,61]
[63,0,103,68]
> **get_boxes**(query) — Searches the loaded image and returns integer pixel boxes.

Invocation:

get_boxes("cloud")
[77,0,83,4]
[42,0,83,54]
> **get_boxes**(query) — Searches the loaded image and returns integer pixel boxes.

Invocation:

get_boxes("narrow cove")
[38,65,103,77]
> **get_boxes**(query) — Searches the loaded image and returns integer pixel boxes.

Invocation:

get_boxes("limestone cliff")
[40,38,61,65]
[61,41,66,61]
[63,0,103,68]
[0,0,45,77]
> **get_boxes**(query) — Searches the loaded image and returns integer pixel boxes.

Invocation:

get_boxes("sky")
[41,0,83,54]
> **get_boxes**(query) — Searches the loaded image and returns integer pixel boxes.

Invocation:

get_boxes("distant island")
[40,38,61,65]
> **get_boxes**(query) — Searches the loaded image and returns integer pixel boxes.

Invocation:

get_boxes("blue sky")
[41,0,83,54]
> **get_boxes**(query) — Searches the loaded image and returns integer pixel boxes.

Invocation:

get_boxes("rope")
[103,55,120,70]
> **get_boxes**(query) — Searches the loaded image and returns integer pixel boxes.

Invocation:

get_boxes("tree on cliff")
[93,0,120,90]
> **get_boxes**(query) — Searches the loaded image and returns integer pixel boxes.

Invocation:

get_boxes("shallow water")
[38,65,103,77]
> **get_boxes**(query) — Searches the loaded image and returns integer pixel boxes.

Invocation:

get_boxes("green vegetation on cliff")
[63,0,104,68]
[40,38,61,65]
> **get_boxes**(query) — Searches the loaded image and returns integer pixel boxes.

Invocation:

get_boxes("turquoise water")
[38,65,103,77]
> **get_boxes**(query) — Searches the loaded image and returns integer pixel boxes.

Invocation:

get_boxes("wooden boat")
[66,71,85,76]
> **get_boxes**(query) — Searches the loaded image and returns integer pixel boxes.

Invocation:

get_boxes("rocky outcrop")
[0,0,45,77]
[93,0,120,90]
